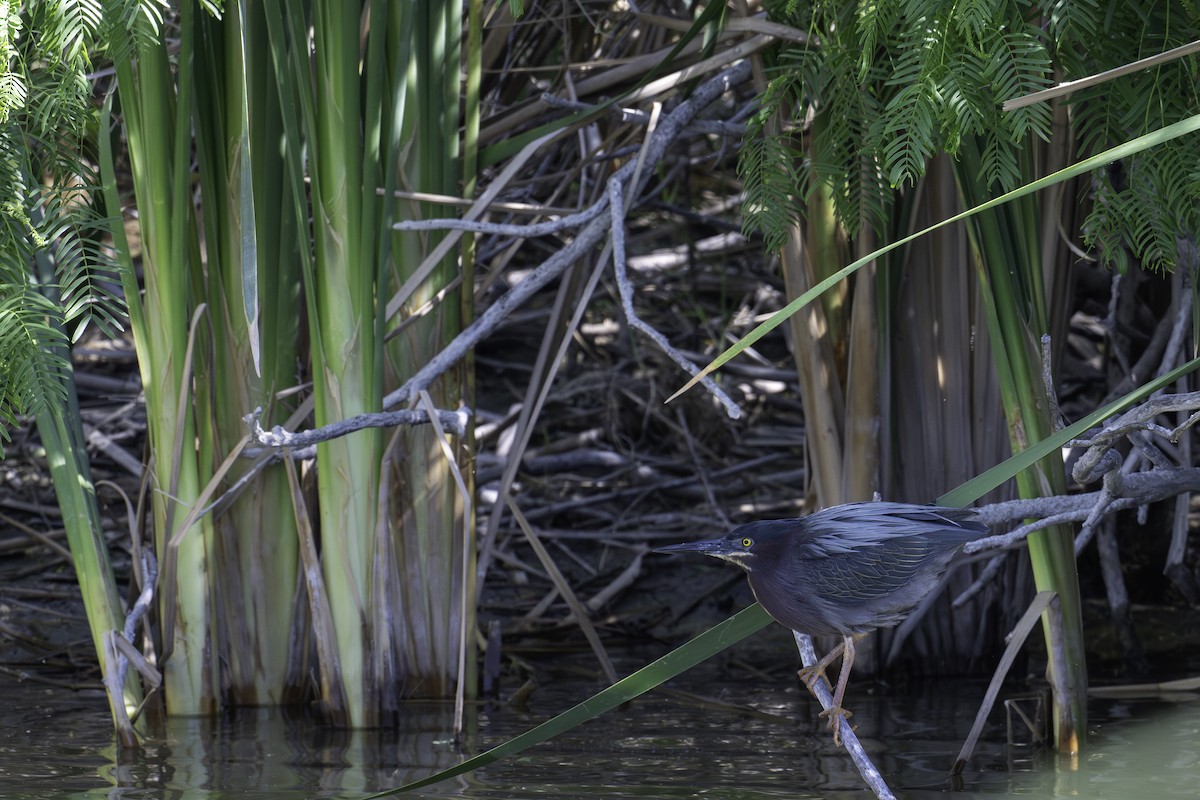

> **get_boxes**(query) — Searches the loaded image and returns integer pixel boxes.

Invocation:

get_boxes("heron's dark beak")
[654,538,736,557]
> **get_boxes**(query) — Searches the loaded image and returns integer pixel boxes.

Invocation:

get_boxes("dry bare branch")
[381,60,755,414]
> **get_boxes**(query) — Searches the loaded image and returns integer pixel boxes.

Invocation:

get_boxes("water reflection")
[0,673,1198,798]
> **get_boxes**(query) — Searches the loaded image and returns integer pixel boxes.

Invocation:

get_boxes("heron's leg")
[818,635,857,746]
[797,639,846,693]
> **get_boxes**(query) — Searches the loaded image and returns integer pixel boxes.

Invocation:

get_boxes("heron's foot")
[819,705,856,746]
[798,665,832,693]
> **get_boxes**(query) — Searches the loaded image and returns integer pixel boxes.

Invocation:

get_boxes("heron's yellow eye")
[741,537,753,548]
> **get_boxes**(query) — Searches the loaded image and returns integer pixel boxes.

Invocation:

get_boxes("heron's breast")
[745,571,850,637]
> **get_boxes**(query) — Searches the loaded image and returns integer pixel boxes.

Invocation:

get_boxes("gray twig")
[1069,391,1200,483]
[963,466,1200,555]
[393,200,607,237]
[245,405,470,450]
[951,551,1008,608]
[539,92,747,136]
[1041,334,1065,432]
[609,178,743,418]
[793,632,897,800]
[1153,249,1194,391]
[109,547,162,742]
[382,61,755,413]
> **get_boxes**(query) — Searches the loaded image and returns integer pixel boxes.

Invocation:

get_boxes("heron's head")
[655,520,800,572]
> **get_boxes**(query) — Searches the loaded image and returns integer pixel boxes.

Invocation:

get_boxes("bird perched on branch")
[656,501,989,744]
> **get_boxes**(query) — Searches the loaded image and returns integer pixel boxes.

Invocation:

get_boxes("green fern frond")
[739,131,804,251]
[976,133,1020,192]
[0,287,70,412]
[739,71,808,248]
[30,0,104,64]
[1038,0,1100,74]
[1082,179,1133,274]
[984,25,1052,142]
[31,181,127,341]
[936,56,989,146]
[94,0,170,70]
[1073,83,1120,155]
[881,81,939,187]
[883,27,932,89]
[854,150,892,234]
[853,0,902,81]
[952,0,1004,53]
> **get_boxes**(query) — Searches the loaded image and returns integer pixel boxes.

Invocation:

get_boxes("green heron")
[657,501,988,744]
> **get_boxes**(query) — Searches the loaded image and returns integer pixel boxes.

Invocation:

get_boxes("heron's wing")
[772,502,986,606]
[802,536,933,603]
[800,503,987,553]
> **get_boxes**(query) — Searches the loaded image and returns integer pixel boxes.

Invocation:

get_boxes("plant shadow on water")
[1,668,1198,799]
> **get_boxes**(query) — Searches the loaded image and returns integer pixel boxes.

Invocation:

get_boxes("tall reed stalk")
[107,1,214,714]
[30,246,140,743]
[98,0,473,726]
[384,0,476,707]
[191,1,302,706]
[955,139,1087,748]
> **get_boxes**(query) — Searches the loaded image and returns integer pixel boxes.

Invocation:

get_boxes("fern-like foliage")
[0,3,139,455]
[743,0,1054,243]
[739,74,805,251]
[741,0,1199,275]
[1070,2,1200,273]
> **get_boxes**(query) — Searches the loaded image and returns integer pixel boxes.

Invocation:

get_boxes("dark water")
[1,669,1197,799]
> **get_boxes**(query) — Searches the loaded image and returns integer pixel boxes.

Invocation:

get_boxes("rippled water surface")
[1,665,1197,799]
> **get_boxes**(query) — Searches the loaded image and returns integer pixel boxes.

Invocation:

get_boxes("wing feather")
[806,537,933,602]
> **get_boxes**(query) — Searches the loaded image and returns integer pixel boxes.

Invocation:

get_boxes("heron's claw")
[819,705,856,746]
[798,665,832,692]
